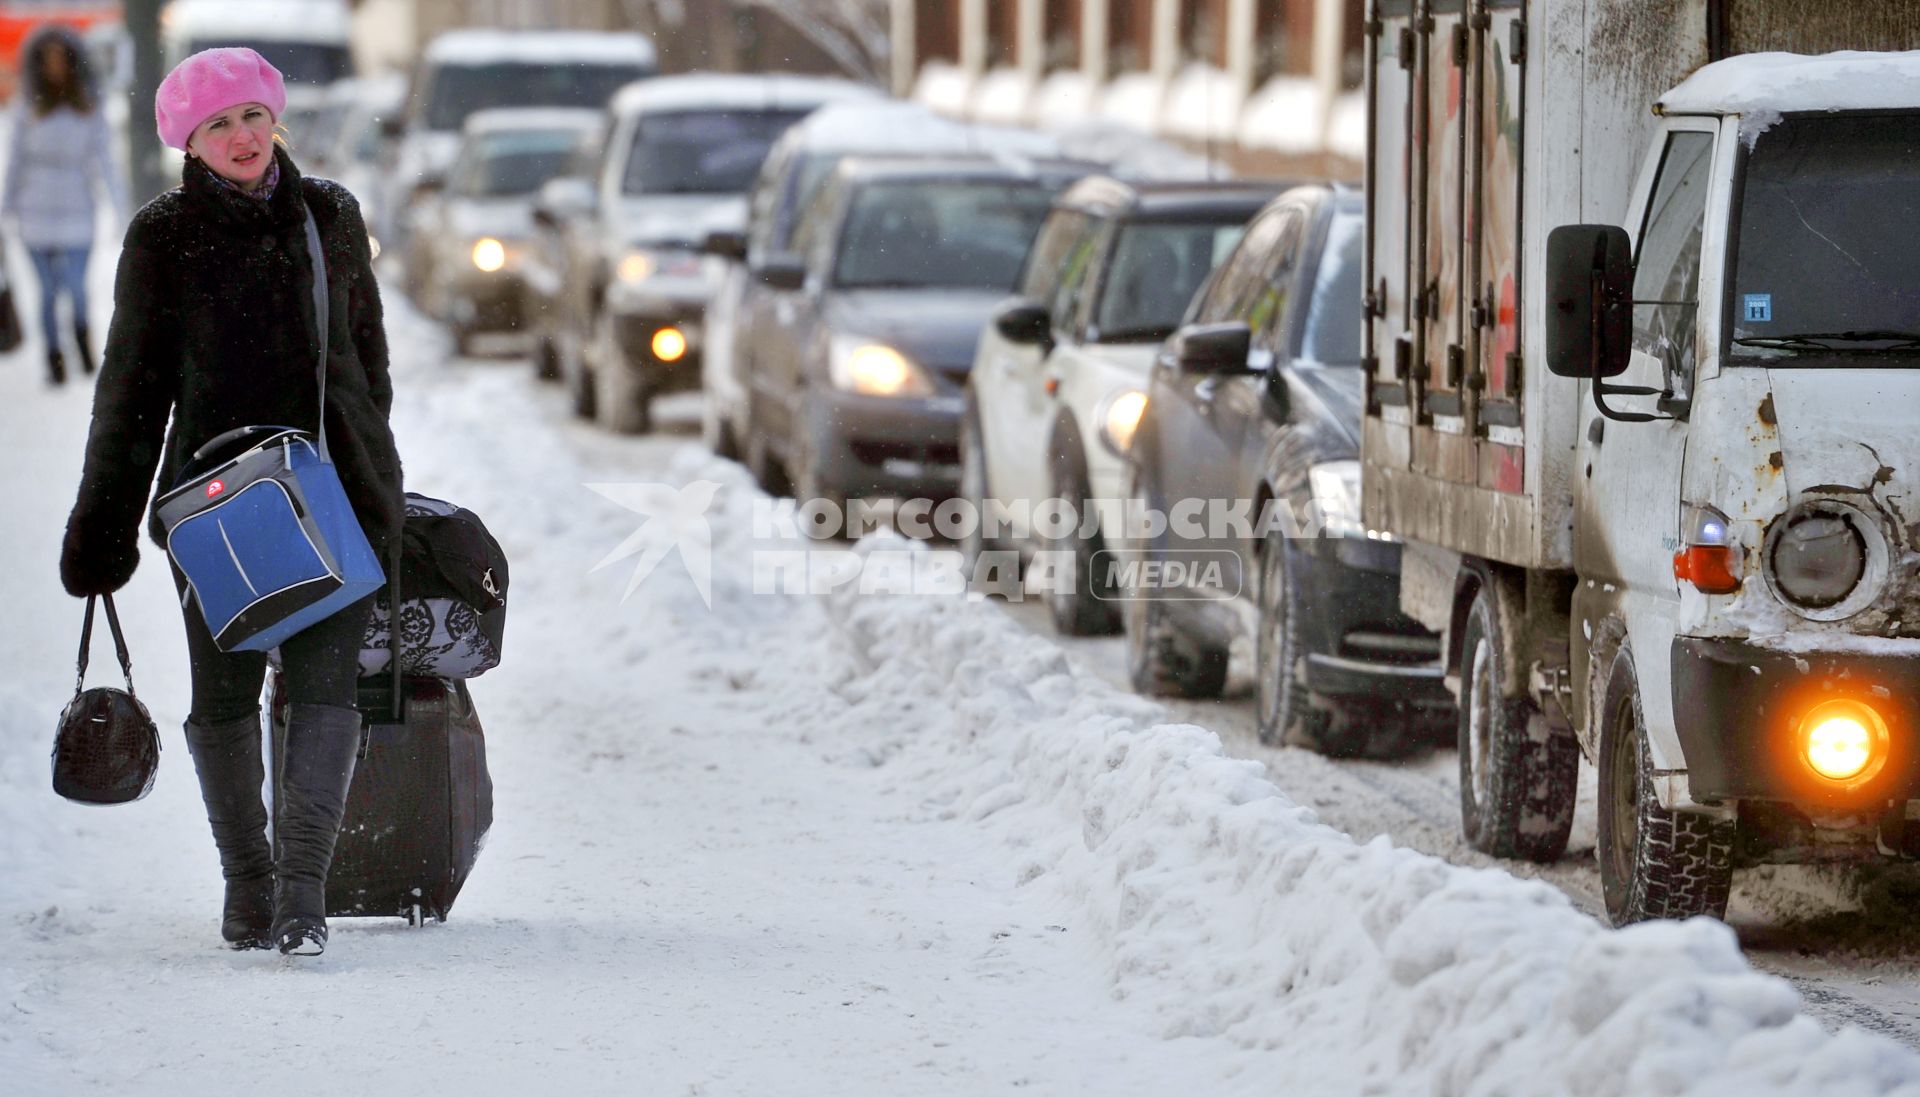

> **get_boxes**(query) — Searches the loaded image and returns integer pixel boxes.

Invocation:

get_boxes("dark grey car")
[742,157,1084,512]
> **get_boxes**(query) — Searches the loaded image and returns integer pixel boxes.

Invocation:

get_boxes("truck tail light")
[1674,504,1743,594]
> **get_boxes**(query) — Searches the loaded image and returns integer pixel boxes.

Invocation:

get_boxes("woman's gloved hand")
[60,516,138,597]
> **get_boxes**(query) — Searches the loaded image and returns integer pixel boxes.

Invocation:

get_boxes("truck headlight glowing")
[828,338,932,398]
[1770,510,1866,609]
[1097,390,1148,456]
[471,237,507,273]
[1798,698,1888,785]
[1309,460,1365,539]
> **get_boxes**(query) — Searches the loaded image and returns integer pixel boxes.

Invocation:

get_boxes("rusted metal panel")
[1366,462,1543,565]
[1724,5,1920,55]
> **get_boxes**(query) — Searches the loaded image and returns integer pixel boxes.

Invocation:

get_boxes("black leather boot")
[271,703,362,956]
[183,712,274,949]
[46,347,65,385]
[74,323,95,375]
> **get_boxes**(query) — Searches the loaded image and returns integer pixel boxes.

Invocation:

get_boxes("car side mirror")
[753,254,807,291]
[992,298,1051,347]
[1170,321,1253,374]
[535,177,596,222]
[411,172,445,199]
[1545,224,1632,380]
[703,228,747,262]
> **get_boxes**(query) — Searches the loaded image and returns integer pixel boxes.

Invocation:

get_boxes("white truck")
[1360,0,1920,924]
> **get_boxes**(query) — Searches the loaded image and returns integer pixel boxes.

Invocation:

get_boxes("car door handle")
[1195,377,1220,403]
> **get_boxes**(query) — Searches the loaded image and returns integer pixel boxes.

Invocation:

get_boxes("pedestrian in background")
[59,47,402,956]
[1,24,123,385]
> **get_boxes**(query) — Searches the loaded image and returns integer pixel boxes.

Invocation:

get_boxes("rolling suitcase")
[266,550,494,924]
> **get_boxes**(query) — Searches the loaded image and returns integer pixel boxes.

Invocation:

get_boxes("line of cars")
[473,79,1451,759]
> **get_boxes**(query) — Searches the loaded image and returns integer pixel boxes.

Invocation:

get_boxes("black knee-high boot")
[183,712,274,949]
[46,347,65,385]
[271,703,362,956]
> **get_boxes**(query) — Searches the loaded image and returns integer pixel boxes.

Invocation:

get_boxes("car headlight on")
[471,237,507,273]
[1096,389,1148,456]
[828,336,933,397]
[1309,460,1365,539]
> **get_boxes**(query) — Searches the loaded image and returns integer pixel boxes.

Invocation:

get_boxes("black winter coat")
[60,144,403,597]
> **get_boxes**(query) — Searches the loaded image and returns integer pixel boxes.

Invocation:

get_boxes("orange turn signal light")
[1798,698,1889,786]
[1673,545,1741,594]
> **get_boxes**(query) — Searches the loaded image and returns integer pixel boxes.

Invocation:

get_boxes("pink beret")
[154,47,287,151]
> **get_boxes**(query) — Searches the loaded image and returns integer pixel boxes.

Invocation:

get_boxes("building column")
[1151,0,1179,80]
[891,0,916,96]
[960,0,988,75]
[1226,0,1257,92]
[1082,0,1108,84]
[1018,0,1046,76]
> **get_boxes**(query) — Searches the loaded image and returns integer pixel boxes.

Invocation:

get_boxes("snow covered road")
[6,282,1920,1095]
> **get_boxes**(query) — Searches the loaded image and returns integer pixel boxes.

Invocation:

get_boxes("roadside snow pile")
[806,533,1920,1097]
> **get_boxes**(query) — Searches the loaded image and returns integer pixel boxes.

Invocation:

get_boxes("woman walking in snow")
[58,48,403,956]
[1,24,123,384]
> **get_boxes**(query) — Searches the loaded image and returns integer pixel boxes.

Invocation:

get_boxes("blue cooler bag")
[155,201,382,653]
[157,426,383,652]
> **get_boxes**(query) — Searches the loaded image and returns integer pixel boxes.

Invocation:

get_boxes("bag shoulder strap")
[301,197,330,460]
[75,593,137,696]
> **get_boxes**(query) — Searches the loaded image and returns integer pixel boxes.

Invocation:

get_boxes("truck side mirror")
[1545,224,1632,380]
[991,298,1051,347]
[703,228,747,262]
[1170,321,1253,375]
[752,254,807,291]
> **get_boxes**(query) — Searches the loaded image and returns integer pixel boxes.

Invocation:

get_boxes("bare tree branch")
[735,0,890,84]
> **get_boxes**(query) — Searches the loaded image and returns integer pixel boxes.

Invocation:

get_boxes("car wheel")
[744,391,789,496]
[1043,443,1120,636]
[958,395,989,574]
[1252,530,1344,753]
[702,395,741,460]
[1597,647,1734,925]
[593,314,652,434]
[1121,465,1226,699]
[1456,580,1578,862]
[790,413,845,541]
[565,333,597,421]
[534,334,560,382]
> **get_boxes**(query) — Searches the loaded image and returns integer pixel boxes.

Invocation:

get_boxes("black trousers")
[173,566,374,725]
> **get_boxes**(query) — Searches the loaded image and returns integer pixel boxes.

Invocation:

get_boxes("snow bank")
[795,532,1920,1096]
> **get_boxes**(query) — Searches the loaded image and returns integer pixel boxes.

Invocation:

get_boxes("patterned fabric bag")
[359,493,508,680]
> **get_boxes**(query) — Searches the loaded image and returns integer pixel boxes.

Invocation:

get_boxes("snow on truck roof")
[423,29,657,68]
[161,0,350,41]
[609,73,880,117]
[1658,50,1920,117]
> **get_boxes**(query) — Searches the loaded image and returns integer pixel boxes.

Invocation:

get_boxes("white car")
[964,176,1275,634]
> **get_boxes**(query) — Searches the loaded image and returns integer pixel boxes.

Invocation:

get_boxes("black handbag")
[52,594,161,805]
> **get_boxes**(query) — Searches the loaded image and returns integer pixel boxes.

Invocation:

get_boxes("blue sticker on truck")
[1743,294,1773,322]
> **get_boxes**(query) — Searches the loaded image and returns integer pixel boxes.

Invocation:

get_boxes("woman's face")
[40,44,69,86]
[187,102,275,185]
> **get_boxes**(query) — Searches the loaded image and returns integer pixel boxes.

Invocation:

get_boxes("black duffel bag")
[52,595,161,805]
[360,493,509,680]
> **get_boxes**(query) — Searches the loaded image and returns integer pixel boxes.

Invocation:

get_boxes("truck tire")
[1256,531,1366,755]
[1597,648,1734,925]
[1044,444,1120,636]
[1457,587,1577,861]
[1122,469,1226,699]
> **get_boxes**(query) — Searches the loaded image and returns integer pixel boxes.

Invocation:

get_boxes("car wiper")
[1735,330,1920,352]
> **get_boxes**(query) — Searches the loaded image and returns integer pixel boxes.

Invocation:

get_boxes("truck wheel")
[1256,531,1366,755]
[1122,470,1226,699]
[1457,586,1576,861]
[1597,648,1733,925]
[1044,447,1120,636]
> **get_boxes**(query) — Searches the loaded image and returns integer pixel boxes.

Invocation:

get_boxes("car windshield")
[1731,112,1920,361]
[1300,211,1363,365]
[184,38,352,86]
[623,108,809,196]
[453,130,584,197]
[1094,219,1246,342]
[833,180,1057,291]
[420,63,648,132]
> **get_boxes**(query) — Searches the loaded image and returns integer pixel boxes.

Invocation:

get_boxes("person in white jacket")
[1,25,123,384]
